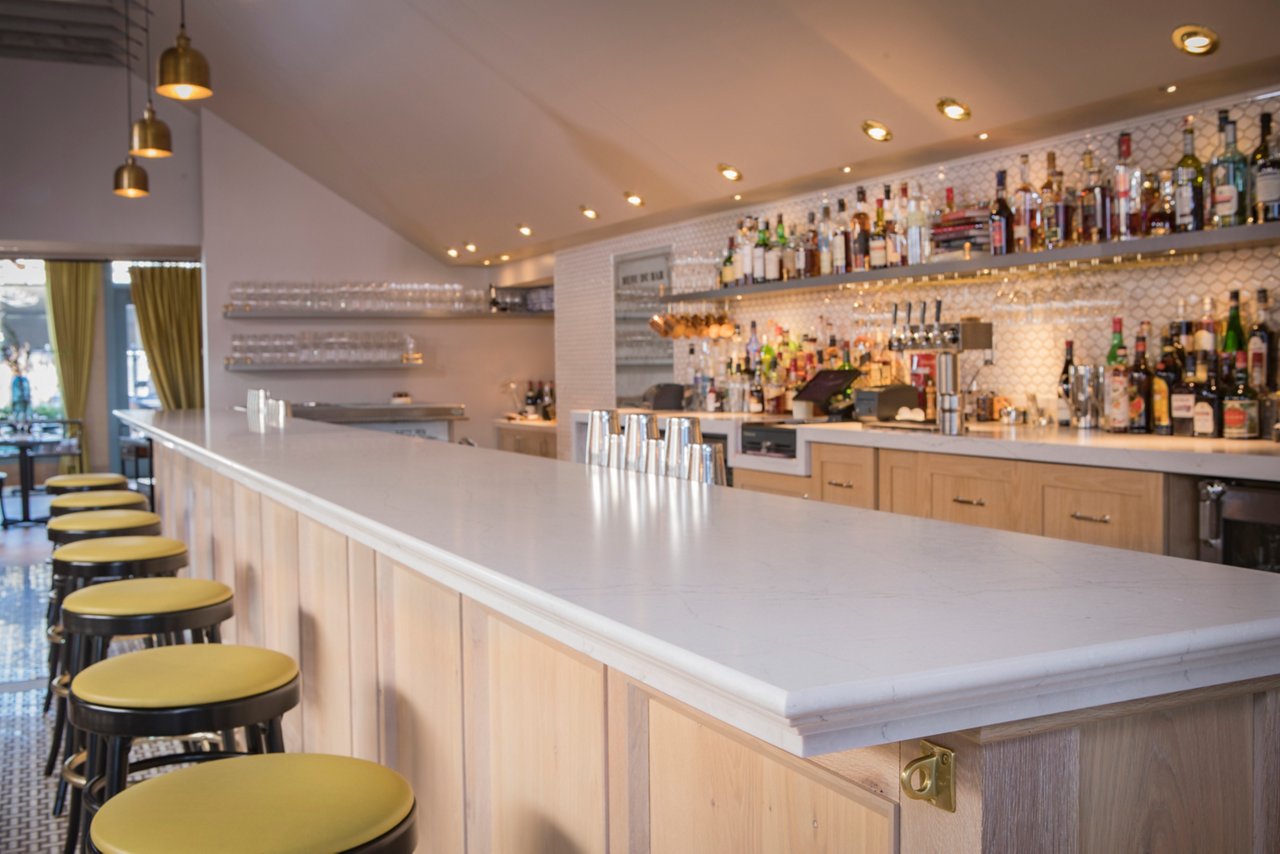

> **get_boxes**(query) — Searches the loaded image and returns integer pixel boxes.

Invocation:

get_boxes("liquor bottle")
[782,224,798,281]
[805,211,820,278]
[746,320,762,371]
[1192,369,1222,438]
[905,188,928,266]
[896,183,912,264]
[792,224,807,280]
[1170,350,1198,437]
[721,237,736,287]
[1041,152,1062,248]
[1152,335,1179,435]
[1148,169,1176,236]
[525,381,538,411]
[869,199,889,269]
[944,186,956,213]
[1248,288,1274,391]
[1222,351,1260,439]
[1106,345,1130,433]
[1194,295,1218,384]
[1253,112,1273,221]
[1012,153,1042,252]
[737,219,753,285]
[1211,120,1250,228]
[1174,122,1205,232]
[852,187,871,270]
[1057,339,1075,426]
[883,185,902,267]
[1079,150,1111,243]
[818,205,833,276]
[1113,132,1134,240]
[1172,298,1194,364]
[753,218,770,283]
[1105,316,1125,365]
[764,219,782,282]
[1255,118,1280,223]
[989,170,1014,256]
[1127,327,1153,434]
[1221,289,1246,386]
[832,199,849,274]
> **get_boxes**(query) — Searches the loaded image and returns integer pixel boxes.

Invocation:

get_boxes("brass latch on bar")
[900,739,956,812]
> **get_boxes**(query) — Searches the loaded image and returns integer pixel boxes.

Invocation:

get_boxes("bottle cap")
[1118,132,1131,160]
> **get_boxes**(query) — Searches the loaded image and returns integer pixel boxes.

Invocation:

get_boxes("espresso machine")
[888,300,994,436]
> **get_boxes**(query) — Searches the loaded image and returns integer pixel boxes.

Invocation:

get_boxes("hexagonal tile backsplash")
[555,85,1280,418]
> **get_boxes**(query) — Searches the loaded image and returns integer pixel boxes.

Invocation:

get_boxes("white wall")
[201,114,553,447]
[0,57,201,253]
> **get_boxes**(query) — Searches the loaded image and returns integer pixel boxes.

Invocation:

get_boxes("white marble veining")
[124,409,1280,756]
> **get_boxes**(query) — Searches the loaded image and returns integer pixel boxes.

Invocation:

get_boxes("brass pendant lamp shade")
[156,25,211,100]
[130,103,172,158]
[113,156,150,198]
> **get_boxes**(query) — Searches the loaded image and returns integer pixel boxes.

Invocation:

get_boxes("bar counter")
[119,408,1280,852]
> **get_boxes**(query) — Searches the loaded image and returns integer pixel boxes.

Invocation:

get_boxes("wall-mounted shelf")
[672,221,1280,303]
[224,362,422,372]
[616,359,675,367]
[222,310,553,320]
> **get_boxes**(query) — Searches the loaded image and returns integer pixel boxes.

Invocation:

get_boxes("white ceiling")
[144,0,1280,265]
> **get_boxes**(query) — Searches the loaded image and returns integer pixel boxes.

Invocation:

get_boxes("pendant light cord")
[123,0,132,145]
[179,0,186,29]
[143,0,153,97]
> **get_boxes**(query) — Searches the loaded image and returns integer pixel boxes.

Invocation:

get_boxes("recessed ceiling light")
[580,205,598,219]
[861,120,892,142]
[936,98,971,120]
[517,224,533,236]
[718,163,742,182]
[976,132,990,140]
[483,259,491,266]
[446,247,459,258]
[842,166,852,174]
[1165,84,1179,94]
[1171,24,1219,56]
[624,192,644,207]
[464,242,477,253]
[499,254,510,262]
[733,194,742,201]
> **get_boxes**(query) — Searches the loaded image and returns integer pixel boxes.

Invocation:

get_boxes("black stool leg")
[44,680,66,776]
[265,716,285,753]
[104,736,131,800]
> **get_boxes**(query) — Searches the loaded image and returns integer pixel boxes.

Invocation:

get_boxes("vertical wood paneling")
[208,471,237,642]
[375,555,465,854]
[1254,689,1280,854]
[185,460,213,579]
[606,669,651,854]
[1079,695,1252,854]
[981,728,1079,854]
[297,515,352,755]
[232,483,263,645]
[346,540,378,762]
[259,495,302,751]
[462,600,608,854]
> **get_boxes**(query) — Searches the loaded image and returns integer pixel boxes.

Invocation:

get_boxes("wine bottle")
[832,199,849,274]
[1174,122,1205,232]
[1127,328,1153,434]
[989,170,1014,256]
[1221,289,1246,387]
[1105,317,1125,365]
[1106,345,1130,432]
[754,218,770,283]
[1256,115,1280,223]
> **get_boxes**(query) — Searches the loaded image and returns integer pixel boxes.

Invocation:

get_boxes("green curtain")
[130,265,204,410]
[45,261,100,473]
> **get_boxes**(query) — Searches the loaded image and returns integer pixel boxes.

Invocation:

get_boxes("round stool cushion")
[52,536,187,565]
[49,490,147,513]
[72,645,298,709]
[63,578,231,618]
[90,754,414,854]
[47,509,161,534]
[44,473,128,490]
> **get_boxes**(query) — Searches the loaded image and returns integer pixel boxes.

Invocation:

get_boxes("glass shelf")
[223,310,553,320]
[672,220,1280,303]
[224,362,422,372]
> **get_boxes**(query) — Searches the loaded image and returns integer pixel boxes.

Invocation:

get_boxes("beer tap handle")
[891,303,900,349]
[934,299,942,325]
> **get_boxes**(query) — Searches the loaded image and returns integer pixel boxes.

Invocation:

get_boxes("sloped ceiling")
[46,0,1280,265]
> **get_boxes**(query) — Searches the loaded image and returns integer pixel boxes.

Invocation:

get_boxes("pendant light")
[114,2,149,198]
[156,0,211,101]
[130,0,173,158]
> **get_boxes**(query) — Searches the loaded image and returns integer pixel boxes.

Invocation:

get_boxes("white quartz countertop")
[123,409,1280,757]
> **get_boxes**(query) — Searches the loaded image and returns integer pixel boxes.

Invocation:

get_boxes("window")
[109,260,200,411]
[0,259,61,418]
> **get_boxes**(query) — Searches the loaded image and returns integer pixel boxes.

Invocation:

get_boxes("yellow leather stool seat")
[90,754,414,854]
[49,490,147,512]
[47,509,160,534]
[52,536,187,565]
[63,578,231,618]
[72,645,298,709]
[44,473,128,490]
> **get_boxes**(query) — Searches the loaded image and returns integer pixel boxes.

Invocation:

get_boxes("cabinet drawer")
[733,468,811,499]
[1026,463,1164,553]
[810,444,876,509]
[920,453,1027,533]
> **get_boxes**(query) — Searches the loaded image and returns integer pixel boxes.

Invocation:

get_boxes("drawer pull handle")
[952,496,986,507]
[826,480,855,489]
[1070,511,1112,524]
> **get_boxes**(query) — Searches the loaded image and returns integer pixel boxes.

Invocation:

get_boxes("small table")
[0,422,82,526]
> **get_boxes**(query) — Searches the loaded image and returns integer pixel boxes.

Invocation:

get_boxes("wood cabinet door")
[811,444,877,509]
[1026,462,1165,553]
[733,468,812,499]
[920,453,1029,533]
[877,449,923,517]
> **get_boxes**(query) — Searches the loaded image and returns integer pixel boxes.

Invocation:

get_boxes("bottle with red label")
[1222,351,1260,439]
[1127,325,1153,433]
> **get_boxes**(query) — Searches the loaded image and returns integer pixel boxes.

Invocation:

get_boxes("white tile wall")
[554,84,1280,454]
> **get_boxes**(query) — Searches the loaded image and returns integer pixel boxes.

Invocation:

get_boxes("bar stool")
[44,473,129,494]
[69,644,301,843]
[49,490,149,517]
[57,578,234,852]
[44,537,189,758]
[47,509,162,545]
[0,471,10,526]
[88,754,416,854]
